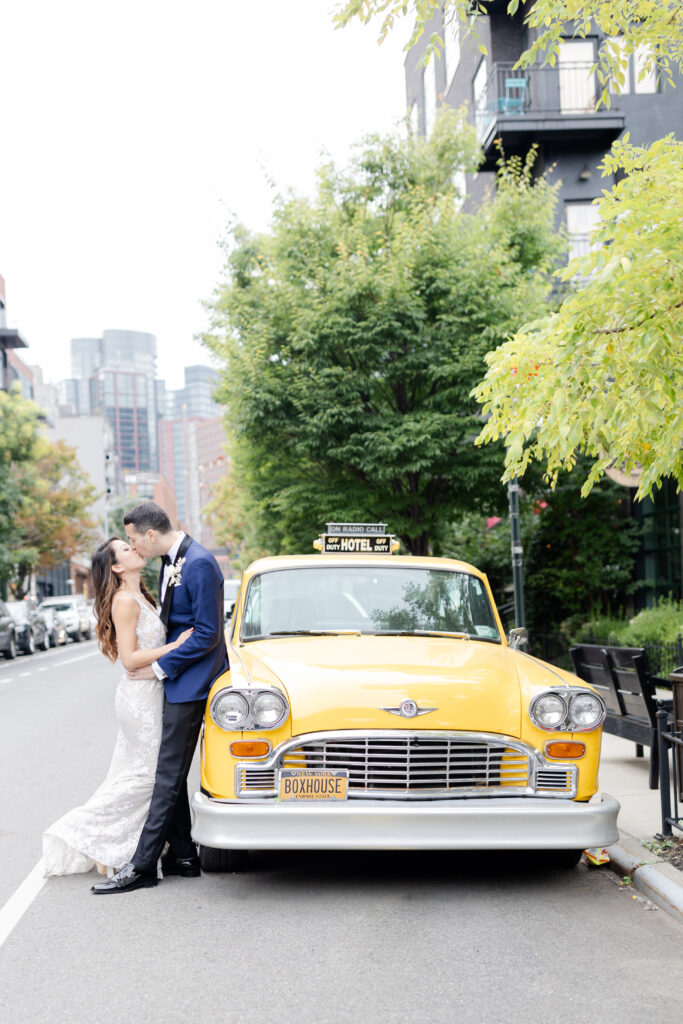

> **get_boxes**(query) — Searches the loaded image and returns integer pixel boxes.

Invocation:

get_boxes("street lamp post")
[508,476,525,628]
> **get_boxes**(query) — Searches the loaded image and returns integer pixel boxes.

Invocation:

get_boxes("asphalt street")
[1,643,682,1024]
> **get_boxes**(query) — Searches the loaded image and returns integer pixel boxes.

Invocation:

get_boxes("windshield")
[40,602,74,613]
[241,567,501,642]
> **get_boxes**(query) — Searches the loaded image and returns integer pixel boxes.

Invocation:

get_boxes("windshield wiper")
[243,629,362,642]
[371,630,472,640]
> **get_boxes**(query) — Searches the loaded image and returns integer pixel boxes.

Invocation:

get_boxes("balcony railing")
[473,61,621,144]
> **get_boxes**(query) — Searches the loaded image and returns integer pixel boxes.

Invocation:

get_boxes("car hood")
[233,635,529,737]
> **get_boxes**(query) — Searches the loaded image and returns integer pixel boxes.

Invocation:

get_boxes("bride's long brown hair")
[91,537,156,663]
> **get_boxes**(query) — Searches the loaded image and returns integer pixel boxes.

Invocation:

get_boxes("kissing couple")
[42,501,228,894]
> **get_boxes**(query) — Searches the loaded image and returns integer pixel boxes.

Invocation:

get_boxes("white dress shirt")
[159,532,185,603]
[153,532,185,681]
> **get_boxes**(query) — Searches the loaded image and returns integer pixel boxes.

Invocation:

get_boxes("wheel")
[198,846,249,873]
[548,849,583,870]
[23,631,36,655]
[39,631,50,651]
[83,627,93,640]
[48,631,57,648]
[4,635,17,660]
[72,628,82,643]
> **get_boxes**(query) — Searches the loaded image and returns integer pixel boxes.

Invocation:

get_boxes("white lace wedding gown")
[42,595,165,876]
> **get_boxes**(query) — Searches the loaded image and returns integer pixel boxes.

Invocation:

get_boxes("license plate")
[278,769,349,801]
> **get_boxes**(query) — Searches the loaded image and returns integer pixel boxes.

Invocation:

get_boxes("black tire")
[84,627,93,641]
[49,632,57,648]
[39,631,50,651]
[4,635,17,660]
[72,628,82,643]
[23,631,36,655]
[548,849,583,870]
[198,846,249,873]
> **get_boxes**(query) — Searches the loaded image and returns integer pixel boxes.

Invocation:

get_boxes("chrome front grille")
[536,768,573,792]
[282,736,530,795]
[236,732,577,799]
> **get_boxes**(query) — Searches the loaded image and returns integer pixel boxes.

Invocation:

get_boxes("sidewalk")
[595,732,683,924]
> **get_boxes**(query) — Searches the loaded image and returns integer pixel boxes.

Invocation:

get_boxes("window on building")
[408,100,419,135]
[607,36,631,95]
[565,202,601,262]
[558,39,596,113]
[634,45,657,93]
[447,17,460,89]
[424,63,437,135]
[472,57,489,139]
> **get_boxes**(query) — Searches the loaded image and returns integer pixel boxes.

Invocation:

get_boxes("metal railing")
[473,61,619,142]
[533,632,683,679]
[657,708,683,835]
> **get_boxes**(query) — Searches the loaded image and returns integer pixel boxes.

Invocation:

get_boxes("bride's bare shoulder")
[111,593,140,620]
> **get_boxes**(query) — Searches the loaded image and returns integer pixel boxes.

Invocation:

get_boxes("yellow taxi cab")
[191,523,619,871]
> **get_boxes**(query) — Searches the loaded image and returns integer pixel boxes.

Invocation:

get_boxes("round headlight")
[569,692,604,731]
[211,690,249,730]
[251,690,288,729]
[530,692,567,730]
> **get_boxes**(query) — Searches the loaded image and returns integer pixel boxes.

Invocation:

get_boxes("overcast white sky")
[0,1,409,389]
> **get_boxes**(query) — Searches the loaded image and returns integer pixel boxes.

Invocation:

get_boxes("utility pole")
[508,476,525,628]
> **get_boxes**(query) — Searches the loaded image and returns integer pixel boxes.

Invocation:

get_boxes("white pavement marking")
[57,651,101,666]
[0,860,47,949]
[19,672,30,677]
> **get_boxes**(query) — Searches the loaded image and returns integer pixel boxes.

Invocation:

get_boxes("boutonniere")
[167,557,186,588]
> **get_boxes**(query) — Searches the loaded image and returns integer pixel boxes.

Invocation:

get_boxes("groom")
[92,501,228,894]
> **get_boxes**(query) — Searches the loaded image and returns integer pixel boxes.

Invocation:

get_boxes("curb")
[605,834,683,925]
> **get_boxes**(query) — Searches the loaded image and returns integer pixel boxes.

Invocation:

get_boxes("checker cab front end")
[191,525,619,871]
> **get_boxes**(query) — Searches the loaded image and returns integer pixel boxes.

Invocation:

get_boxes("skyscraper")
[66,329,160,472]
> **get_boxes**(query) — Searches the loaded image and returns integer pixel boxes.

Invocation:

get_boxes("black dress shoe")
[91,861,158,895]
[161,851,201,878]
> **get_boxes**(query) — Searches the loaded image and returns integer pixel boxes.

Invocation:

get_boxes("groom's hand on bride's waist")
[128,665,157,680]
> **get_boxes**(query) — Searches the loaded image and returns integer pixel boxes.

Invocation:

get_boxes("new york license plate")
[278,769,349,801]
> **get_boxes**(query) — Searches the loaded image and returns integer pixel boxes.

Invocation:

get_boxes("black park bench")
[569,644,674,790]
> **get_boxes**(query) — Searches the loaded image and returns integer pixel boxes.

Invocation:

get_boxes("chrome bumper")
[191,791,620,851]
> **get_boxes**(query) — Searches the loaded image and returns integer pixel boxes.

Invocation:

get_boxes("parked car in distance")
[224,579,240,622]
[0,599,18,660]
[40,606,68,647]
[7,600,50,654]
[86,599,98,635]
[38,595,92,642]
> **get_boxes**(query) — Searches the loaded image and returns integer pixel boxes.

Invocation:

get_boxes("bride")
[42,537,192,877]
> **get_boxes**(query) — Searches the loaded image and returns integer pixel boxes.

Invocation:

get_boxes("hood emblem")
[381,700,438,719]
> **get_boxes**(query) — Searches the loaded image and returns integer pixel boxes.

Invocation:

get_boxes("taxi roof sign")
[314,523,399,554]
[326,522,387,536]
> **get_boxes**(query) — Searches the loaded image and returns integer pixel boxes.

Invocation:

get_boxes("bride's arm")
[111,596,193,671]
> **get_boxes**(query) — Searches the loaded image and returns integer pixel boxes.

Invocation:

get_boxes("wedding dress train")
[43,595,165,876]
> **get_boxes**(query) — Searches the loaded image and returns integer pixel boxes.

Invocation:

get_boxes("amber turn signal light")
[545,741,586,759]
[230,741,270,758]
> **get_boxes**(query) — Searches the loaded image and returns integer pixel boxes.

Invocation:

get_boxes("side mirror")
[507,626,528,650]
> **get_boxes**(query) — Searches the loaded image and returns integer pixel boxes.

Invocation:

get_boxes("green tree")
[523,464,640,633]
[0,389,99,598]
[0,389,40,588]
[334,1,682,93]
[204,111,563,555]
[337,0,683,499]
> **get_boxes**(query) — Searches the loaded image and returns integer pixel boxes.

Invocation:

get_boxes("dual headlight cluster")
[529,688,605,733]
[210,687,289,731]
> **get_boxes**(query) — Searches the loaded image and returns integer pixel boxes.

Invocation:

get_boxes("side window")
[565,202,601,262]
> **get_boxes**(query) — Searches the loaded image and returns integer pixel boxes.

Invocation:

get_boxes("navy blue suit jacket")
[157,538,228,703]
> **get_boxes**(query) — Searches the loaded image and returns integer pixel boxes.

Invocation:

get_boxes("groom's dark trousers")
[133,697,206,869]
[133,536,228,874]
